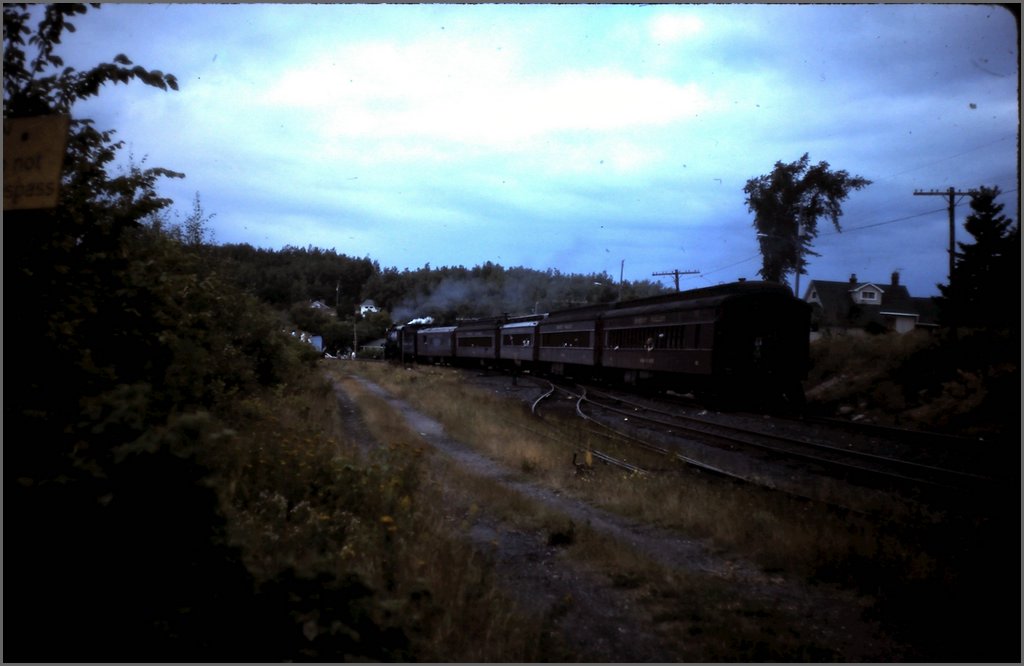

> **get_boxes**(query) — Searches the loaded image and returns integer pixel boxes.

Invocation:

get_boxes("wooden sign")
[3,115,71,210]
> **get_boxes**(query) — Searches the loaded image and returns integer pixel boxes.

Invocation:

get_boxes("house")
[359,299,380,317]
[802,272,939,339]
[309,299,337,317]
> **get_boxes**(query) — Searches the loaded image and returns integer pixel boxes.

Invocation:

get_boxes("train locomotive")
[385,280,810,408]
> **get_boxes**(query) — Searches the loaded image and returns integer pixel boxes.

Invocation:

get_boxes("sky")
[49,2,1019,297]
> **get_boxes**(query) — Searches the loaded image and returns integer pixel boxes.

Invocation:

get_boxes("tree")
[5,2,188,457]
[5,2,184,236]
[178,191,216,246]
[937,185,1020,330]
[743,153,871,288]
[4,5,259,659]
[4,4,179,116]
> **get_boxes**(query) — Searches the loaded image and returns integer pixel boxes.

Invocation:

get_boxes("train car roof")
[603,281,798,319]
[397,282,795,330]
[541,281,794,322]
[616,280,792,306]
[453,319,504,332]
[501,320,541,330]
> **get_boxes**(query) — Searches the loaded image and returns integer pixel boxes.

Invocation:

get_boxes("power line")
[700,254,760,277]
[880,134,1018,180]
[832,206,948,233]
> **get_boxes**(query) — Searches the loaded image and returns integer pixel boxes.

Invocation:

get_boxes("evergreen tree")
[937,185,1020,330]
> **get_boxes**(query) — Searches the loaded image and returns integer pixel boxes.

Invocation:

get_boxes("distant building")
[802,271,939,338]
[359,299,380,317]
[309,299,337,317]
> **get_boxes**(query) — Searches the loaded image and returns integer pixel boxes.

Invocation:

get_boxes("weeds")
[199,371,551,662]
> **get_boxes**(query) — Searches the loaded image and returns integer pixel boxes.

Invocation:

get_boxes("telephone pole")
[913,187,978,284]
[652,269,699,291]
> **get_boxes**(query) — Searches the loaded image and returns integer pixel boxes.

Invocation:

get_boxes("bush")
[805,330,1017,437]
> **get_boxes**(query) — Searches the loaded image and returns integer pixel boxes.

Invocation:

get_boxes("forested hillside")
[202,242,671,353]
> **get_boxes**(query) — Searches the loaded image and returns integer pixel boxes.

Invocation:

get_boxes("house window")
[862,291,876,301]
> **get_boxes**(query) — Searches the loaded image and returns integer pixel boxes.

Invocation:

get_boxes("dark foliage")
[5,5,404,660]
[744,153,871,285]
[936,185,1020,331]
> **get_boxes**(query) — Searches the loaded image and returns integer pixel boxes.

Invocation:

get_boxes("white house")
[803,272,939,338]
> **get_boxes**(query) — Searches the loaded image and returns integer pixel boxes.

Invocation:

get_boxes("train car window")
[666,327,682,349]
[607,325,689,350]
[457,335,493,348]
[684,324,696,348]
[605,329,630,349]
[541,331,591,348]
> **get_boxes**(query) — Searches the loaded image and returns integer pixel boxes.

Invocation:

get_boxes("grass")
[205,371,555,662]
[338,360,935,579]
[330,364,869,660]
[332,358,1019,661]
[194,353,1015,660]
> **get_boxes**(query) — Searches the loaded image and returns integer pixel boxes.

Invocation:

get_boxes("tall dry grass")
[337,361,961,584]
[326,359,1017,661]
[331,363,868,660]
[207,371,554,661]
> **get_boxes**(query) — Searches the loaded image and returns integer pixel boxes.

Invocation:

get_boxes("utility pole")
[794,221,804,299]
[352,306,359,360]
[914,186,977,339]
[652,269,699,292]
[913,187,977,284]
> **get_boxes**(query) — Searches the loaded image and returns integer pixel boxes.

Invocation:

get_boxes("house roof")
[805,276,937,330]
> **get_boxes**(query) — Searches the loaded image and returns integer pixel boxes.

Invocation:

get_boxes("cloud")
[52,3,1018,299]
[260,37,710,155]
[649,13,706,43]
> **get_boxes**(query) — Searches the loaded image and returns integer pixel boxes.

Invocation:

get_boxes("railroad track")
[529,377,1012,512]
[591,386,1001,491]
[530,378,825,485]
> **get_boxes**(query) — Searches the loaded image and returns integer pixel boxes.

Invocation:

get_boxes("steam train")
[385,280,810,408]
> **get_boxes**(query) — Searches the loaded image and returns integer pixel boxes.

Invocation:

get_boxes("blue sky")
[54,3,1019,297]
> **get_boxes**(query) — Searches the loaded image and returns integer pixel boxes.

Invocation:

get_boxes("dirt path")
[329,373,909,661]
